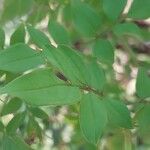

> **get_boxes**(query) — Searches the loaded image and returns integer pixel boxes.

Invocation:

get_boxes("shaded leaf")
[6,112,26,134]
[30,107,49,120]
[1,98,23,116]
[0,27,5,49]
[10,24,25,45]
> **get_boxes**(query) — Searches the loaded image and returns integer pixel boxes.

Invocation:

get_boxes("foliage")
[0,0,149,149]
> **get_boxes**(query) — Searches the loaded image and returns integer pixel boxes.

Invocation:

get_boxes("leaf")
[104,98,132,128]
[3,135,32,150]
[0,68,81,106]
[48,20,70,45]
[1,98,23,116]
[135,105,150,134]
[113,23,142,38]
[6,112,26,134]
[0,27,5,49]
[0,43,44,73]
[30,107,49,120]
[27,116,42,139]
[102,0,127,21]
[86,60,106,91]
[80,93,107,144]
[71,0,101,36]
[43,44,87,85]
[10,24,25,45]
[27,3,48,25]
[136,67,150,98]
[93,39,114,65]
[128,0,150,19]
[27,25,50,48]
[1,0,34,23]
[0,121,4,132]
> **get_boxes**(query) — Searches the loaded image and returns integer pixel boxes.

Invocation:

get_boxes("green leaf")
[30,107,49,120]
[43,44,87,85]
[128,0,150,19]
[48,20,70,45]
[6,112,26,134]
[0,43,44,73]
[3,135,32,150]
[27,25,50,48]
[1,0,34,23]
[1,98,23,116]
[27,3,48,25]
[71,0,101,36]
[113,23,142,38]
[0,68,81,106]
[93,39,114,65]
[102,0,127,21]
[80,93,107,144]
[10,24,25,45]
[135,105,150,134]
[136,67,150,98]
[27,116,42,139]
[86,60,106,91]
[104,98,132,128]
[0,121,4,132]
[0,27,5,49]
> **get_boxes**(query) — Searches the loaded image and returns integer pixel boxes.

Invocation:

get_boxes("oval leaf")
[0,43,44,73]
[0,68,81,106]
[80,93,107,144]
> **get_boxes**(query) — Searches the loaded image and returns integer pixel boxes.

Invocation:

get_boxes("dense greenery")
[0,0,150,149]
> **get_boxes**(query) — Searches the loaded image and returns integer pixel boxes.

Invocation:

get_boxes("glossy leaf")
[136,67,150,98]
[71,0,101,36]
[48,20,70,45]
[0,68,81,106]
[128,0,150,19]
[93,39,114,65]
[104,98,132,128]
[1,98,23,116]
[10,24,25,45]
[3,135,32,150]
[0,43,44,73]
[27,25,50,48]
[80,93,107,144]
[102,0,127,21]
